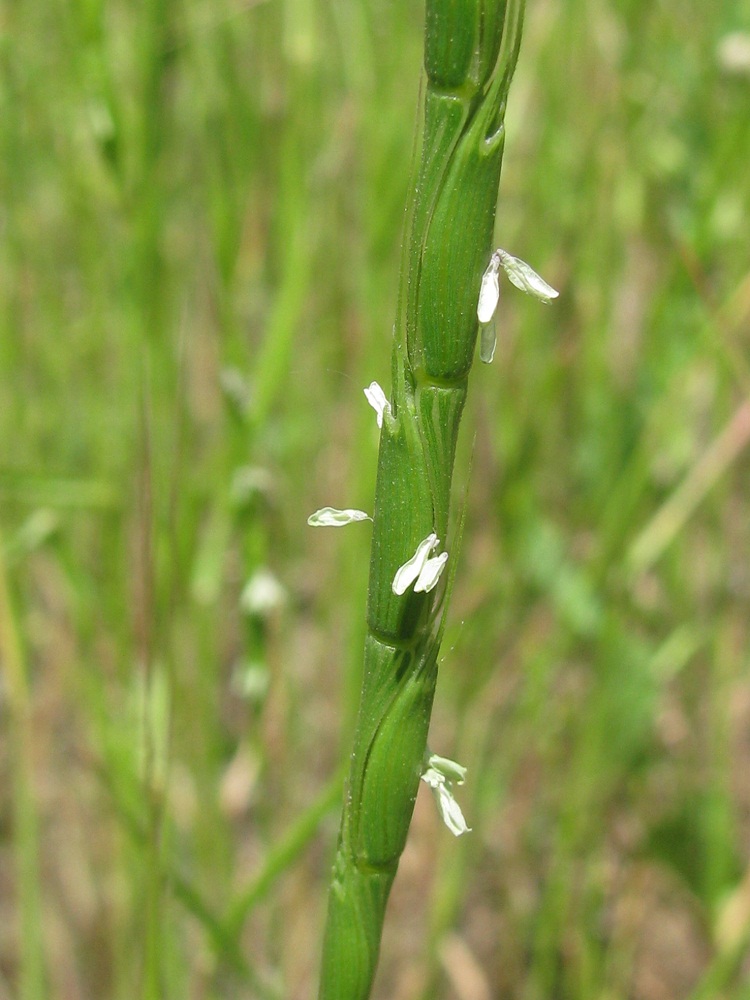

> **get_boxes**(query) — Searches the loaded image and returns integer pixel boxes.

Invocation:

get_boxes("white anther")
[495,248,559,303]
[414,551,449,593]
[479,322,497,364]
[307,507,372,527]
[421,752,471,837]
[392,533,439,595]
[477,256,501,323]
[364,381,391,428]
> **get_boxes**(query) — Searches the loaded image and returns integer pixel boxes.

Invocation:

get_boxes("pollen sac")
[392,534,449,596]
[421,752,471,836]
[413,552,449,593]
[477,258,500,324]
[364,381,391,428]
[392,533,439,596]
[479,323,497,364]
[432,782,472,836]
[307,507,371,527]
[497,249,559,303]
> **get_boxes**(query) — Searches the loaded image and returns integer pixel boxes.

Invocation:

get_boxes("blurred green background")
[2,0,750,998]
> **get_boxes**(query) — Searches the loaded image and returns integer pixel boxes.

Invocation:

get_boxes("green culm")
[312,2,533,996]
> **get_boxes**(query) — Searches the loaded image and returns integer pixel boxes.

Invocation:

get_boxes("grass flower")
[421,752,471,837]
[391,533,448,595]
[477,246,559,364]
